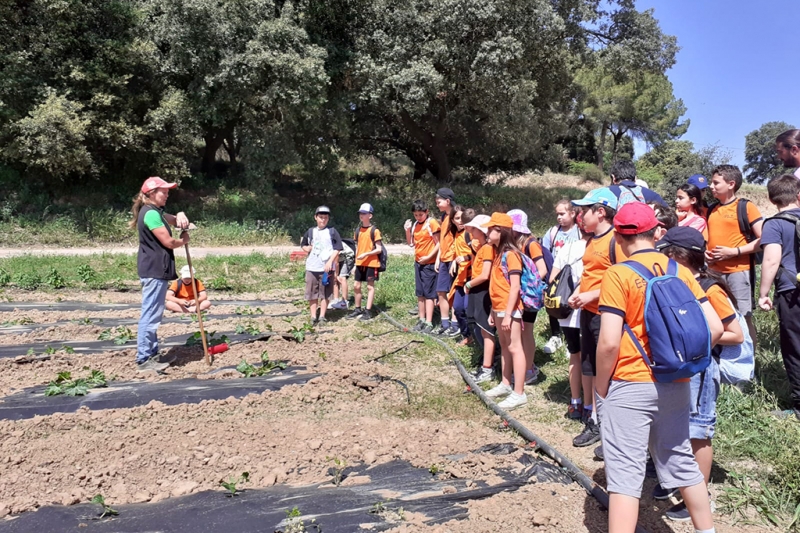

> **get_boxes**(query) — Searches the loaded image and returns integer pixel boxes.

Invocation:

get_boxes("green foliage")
[236,351,287,377]
[579,165,605,184]
[98,326,134,345]
[286,320,315,343]
[744,121,797,184]
[219,471,249,497]
[326,456,347,487]
[234,321,261,336]
[637,140,732,200]
[13,272,41,290]
[77,264,97,285]
[45,370,107,397]
[0,268,10,286]
[90,494,118,518]
[44,267,66,289]
[185,331,228,348]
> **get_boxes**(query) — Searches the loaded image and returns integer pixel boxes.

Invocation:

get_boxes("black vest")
[137,205,176,280]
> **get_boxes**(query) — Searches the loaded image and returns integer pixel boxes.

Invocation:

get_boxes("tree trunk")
[399,109,452,181]
[201,132,225,176]
[596,121,609,171]
[223,130,238,164]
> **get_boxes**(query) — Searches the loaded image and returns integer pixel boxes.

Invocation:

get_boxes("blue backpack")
[621,259,712,382]
[501,251,546,312]
[617,184,646,208]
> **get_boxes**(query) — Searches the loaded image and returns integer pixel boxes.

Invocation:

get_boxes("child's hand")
[501,315,512,332]
[435,259,440,271]
[568,293,590,309]
[710,246,736,261]
[488,314,494,327]
[449,262,457,276]
[704,249,717,264]
[759,296,773,311]
[404,219,413,231]
[357,253,367,261]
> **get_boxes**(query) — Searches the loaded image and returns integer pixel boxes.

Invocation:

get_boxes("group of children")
[298,160,800,533]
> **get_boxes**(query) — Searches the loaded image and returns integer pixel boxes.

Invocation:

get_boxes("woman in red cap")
[129,177,190,372]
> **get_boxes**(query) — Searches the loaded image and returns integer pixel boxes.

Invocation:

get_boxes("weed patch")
[45,370,107,397]
[98,326,134,345]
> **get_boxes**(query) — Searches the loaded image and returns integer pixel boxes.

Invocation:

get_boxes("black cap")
[315,205,331,215]
[656,226,706,253]
[436,188,455,203]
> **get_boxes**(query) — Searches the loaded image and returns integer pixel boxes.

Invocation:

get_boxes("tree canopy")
[744,121,797,184]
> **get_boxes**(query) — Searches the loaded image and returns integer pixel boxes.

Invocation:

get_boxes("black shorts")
[563,326,581,355]
[522,309,538,324]
[354,266,379,282]
[415,262,437,299]
[436,261,454,293]
[467,284,493,334]
[580,310,601,377]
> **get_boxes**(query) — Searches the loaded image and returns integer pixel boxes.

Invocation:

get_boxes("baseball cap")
[481,212,514,229]
[687,174,709,190]
[656,226,706,253]
[614,202,659,235]
[506,209,531,235]
[358,203,373,214]
[465,214,491,234]
[179,265,195,279]
[436,188,456,203]
[141,176,178,194]
[315,205,331,215]
[571,188,619,210]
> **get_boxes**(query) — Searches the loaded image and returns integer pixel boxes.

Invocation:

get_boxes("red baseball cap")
[614,202,659,235]
[141,176,178,194]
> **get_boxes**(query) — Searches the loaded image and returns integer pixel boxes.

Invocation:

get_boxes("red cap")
[141,176,178,194]
[614,202,659,235]
[481,212,514,229]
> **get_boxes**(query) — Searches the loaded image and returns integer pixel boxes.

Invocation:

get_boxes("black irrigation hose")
[376,307,650,533]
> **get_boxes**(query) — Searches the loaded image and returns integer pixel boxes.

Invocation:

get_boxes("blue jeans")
[453,286,470,337]
[137,278,170,364]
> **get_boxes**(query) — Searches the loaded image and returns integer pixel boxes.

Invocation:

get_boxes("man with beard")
[776,129,800,179]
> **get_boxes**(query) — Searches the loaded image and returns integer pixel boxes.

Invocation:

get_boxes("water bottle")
[322,271,329,286]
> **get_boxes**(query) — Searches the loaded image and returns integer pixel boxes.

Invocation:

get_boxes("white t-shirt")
[301,227,343,272]
[551,239,587,329]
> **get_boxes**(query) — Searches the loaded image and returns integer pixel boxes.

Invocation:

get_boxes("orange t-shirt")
[705,283,736,325]
[706,198,762,274]
[599,251,708,382]
[439,214,456,262]
[355,225,382,268]
[522,237,544,262]
[579,227,627,314]
[413,217,440,264]
[472,243,495,281]
[489,249,524,313]
[168,279,206,300]
[451,230,473,287]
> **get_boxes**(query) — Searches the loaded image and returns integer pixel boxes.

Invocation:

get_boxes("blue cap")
[571,188,619,210]
[687,174,708,190]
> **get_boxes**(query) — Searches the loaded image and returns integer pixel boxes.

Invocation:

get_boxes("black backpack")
[764,212,800,288]
[354,226,387,272]
[544,263,574,320]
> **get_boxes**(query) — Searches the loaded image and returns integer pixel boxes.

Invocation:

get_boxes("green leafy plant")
[190,310,208,323]
[2,316,33,326]
[185,331,228,347]
[98,326,134,345]
[13,272,41,290]
[208,275,233,291]
[236,350,287,377]
[0,268,10,287]
[44,267,66,289]
[45,370,107,396]
[72,317,96,325]
[326,456,346,487]
[288,321,315,343]
[235,305,263,315]
[77,264,97,284]
[235,321,261,335]
[428,464,441,476]
[219,471,249,497]
[280,507,319,533]
[90,494,118,518]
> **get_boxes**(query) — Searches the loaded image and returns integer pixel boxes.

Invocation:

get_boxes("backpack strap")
[621,183,645,203]
[705,201,720,220]
[696,276,720,293]
[766,212,800,288]
[737,199,753,240]
[411,221,418,246]
[548,226,558,248]
[370,225,377,249]
[174,279,183,296]
[609,235,617,265]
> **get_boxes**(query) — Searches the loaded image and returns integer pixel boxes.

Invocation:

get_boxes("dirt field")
[0,287,773,532]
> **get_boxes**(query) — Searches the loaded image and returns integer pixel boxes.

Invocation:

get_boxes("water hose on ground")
[377,308,650,533]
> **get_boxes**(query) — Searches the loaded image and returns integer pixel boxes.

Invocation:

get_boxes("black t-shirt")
[137,205,176,280]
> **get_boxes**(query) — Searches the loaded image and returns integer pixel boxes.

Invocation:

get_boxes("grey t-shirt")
[760,208,800,294]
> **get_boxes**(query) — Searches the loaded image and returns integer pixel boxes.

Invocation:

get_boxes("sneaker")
[497,391,528,410]
[346,308,364,319]
[312,317,319,326]
[485,382,513,399]
[566,402,584,420]
[412,320,425,332]
[445,327,461,338]
[542,335,563,354]
[665,502,689,522]
[156,351,176,364]
[572,419,601,447]
[419,323,434,334]
[524,367,540,385]
[432,325,449,336]
[317,317,328,325]
[473,366,494,384]
[593,445,604,461]
[331,299,348,310]
[408,307,419,315]
[137,356,170,373]
[652,483,680,501]
[359,309,374,321]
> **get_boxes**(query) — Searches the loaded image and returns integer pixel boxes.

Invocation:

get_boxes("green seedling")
[45,370,107,397]
[2,316,33,326]
[90,494,118,518]
[236,351,287,378]
[288,321,315,343]
[0,268,10,286]
[77,264,97,284]
[13,272,41,290]
[318,352,327,362]
[326,456,346,487]
[44,267,66,289]
[235,321,261,335]
[190,310,208,323]
[219,471,249,496]
[280,507,319,533]
[185,331,228,347]
[429,464,440,476]
[72,317,95,326]
[235,305,263,315]
[98,326,134,345]
[368,500,405,522]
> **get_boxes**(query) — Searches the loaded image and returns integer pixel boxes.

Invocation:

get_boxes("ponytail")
[129,192,154,229]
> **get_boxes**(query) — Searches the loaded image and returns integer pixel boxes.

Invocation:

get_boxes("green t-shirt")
[143,209,165,231]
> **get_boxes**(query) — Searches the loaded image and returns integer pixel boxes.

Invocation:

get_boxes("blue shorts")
[689,358,720,440]
[436,261,453,293]
[415,262,437,299]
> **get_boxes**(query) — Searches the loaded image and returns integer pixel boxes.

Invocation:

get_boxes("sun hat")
[435,188,456,203]
[506,209,531,235]
[614,202,659,235]
[141,176,178,194]
[481,212,514,229]
[656,226,706,253]
[315,205,331,215]
[179,265,195,279]
[571,188,619,210]
[465,214,491,234]
[358,203,373,214]
[686,174,709,190]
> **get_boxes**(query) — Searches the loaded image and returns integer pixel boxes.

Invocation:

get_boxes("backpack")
[500,251,546,312]
[620,259,712,382]
[763,212,800,289]
[340,238,356,260]
[410,218,435,247]
[544,263,574,320]
[697,277,755,385]
[617,184,646,208]
[354,226,387,272]
[524,236,553,276]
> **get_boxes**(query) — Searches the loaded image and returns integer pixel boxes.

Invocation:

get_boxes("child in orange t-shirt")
[404,199,440,333]
[346,203,383,322]
[482,212,528,411]
[464,214,496,383]
[447,209,475,342]
[165,265,212,313]
[434,188,457,335]
[596,202,723,533]
[706,165,762,346]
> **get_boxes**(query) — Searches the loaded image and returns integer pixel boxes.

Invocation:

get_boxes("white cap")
[179,265,195,279]
[464,214,491,235]
[358,203,373,214]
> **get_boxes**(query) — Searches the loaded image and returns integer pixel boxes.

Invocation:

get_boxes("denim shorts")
[689,357,720,440]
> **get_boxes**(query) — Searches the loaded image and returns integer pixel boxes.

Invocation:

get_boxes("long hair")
[678,183,705,216]
[494,226,521,256]
[129,192,155,229]
[513,231,532,254]
[447,205,464,238]
[661,245,738,309]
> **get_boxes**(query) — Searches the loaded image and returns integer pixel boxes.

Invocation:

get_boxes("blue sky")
[634,0,800,167]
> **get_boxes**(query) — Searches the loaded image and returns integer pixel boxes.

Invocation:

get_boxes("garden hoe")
[181,224,210,366]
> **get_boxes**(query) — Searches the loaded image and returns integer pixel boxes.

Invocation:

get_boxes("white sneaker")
[497,391,528,410]
[485,383,512,399]
[473,367,494,384]
[524,367,540,385]
[542,336,563,354]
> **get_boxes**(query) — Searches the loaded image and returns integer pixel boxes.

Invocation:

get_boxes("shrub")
[13,272,41,290]
[44,267,66,289]
[0,268,10,286]
[77,264,97,284]
[579,165,605,184]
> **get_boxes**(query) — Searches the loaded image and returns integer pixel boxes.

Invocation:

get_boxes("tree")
[744,121,796,184]
[637,140,731,199]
